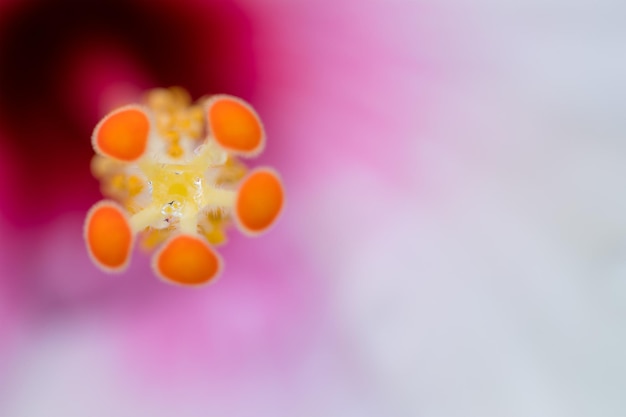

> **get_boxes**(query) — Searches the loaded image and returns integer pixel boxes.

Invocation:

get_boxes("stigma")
[84,87,284,286]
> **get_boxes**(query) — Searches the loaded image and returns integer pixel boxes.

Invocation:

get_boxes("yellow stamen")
[201,224,228,246]
[140,227,173,250]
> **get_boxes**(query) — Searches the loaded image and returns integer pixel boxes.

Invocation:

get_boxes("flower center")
[85,87,285,286]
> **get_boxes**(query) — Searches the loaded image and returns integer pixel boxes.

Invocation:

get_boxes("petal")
[92,105,150,162]
[234,168,285,236]
[84,200,134,272]
[153,234,222,286]
[206,95,264,157]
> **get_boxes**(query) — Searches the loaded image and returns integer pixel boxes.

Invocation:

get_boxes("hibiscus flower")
[0,0,426,415]
[4,0,620,416]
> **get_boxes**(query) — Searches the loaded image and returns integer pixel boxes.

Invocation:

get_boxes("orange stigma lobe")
[235,168,284,235]
[93,106,150,161]
[154,235,222,286]
[207,95,264,156]
[85,201,133,271]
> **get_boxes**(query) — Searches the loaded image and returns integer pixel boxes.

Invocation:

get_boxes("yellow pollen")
[164,130,179,142]
[168,183,188,197]
[127,175,144,196]
[167,143,184,158]
[110,174,126,191]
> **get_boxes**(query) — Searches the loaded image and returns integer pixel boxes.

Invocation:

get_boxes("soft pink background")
[1,0,625,416]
